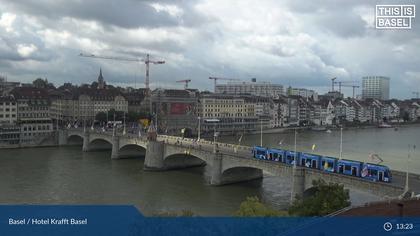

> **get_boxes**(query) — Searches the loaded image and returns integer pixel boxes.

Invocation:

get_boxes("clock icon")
[384,222,393,232]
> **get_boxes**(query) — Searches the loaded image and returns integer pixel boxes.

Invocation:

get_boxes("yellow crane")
[79,53,165,113]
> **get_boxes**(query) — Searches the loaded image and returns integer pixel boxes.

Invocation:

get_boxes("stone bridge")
[59,129,407,202]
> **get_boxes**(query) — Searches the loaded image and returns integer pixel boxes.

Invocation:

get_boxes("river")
[0,125,418,216]
[220,124,420,174]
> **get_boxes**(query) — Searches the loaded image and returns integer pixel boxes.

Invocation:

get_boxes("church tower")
[98,68,105,89]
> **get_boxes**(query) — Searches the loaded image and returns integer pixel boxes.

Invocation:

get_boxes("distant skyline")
[0,0,419,99]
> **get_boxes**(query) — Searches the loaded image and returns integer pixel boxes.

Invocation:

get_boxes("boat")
[311,126,327,131]
[378,123,393,128]
[326,129,332,133]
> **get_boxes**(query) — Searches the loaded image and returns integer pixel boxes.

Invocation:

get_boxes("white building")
[215,80,284,98]
[287,87,319,101]
[362,76,390,100]
[0,96,17,124]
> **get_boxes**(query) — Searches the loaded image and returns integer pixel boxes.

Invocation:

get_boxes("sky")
[0,0,419,99]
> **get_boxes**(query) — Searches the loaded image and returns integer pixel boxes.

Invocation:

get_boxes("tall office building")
[362,76,390,100]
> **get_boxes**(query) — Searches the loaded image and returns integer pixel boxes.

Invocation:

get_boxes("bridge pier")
[291,167,305,202]
[82,131,90,152]
[144,141,165,170]
[57,130,68,146]
[111,135,120,159]
[209,153,223,185]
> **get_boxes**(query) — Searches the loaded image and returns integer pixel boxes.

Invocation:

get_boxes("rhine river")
[0,124,419,216]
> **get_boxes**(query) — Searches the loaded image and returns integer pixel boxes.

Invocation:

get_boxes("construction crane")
[331,77,337,92]
[413,91,420,99]
[209,77,240,92]
[333,80,358,93]
[349,85,360,98]
[79,53,165,114]
[176,79,191,89]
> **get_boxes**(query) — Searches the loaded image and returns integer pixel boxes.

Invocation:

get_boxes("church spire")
[98,67,105,89]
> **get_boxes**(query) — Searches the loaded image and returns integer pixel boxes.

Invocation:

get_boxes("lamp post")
[294,128,297,168]
[405,144,415,192]
[123,112,126,136]
[213,122,217,153]
[260,119,263,146]
[339,127,343,159]
[198,116,201,141]
[112,113,116,137]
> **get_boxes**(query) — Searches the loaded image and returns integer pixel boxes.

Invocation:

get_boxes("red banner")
[170,103,191,115]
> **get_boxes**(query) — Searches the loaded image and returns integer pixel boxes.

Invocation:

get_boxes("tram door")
[378,171,384,181]
[338,165,344,174]
[351,166,357,176]
[312,160,317,169]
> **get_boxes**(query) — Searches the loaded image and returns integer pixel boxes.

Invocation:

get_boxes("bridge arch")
[118,144,146,158]
[220,166,263,185]
[163,153,206,170]
[88,138,113,151]
[67,134,84,145]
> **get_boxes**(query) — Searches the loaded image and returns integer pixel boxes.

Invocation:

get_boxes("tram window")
[369,169,378,176]
[344,165,351,171]
[384,172,389,178]
[273,153,278,158]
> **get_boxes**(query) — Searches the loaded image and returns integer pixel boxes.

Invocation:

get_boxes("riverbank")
[245,121,420,136]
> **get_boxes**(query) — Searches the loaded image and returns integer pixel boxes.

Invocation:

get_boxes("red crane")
[79,53,165,113]
[176,79,191,89]
[209,77,240,92]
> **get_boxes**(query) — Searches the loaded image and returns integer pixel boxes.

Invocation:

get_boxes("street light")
[205,119,220,153]
[260,119,263,146]
[198,116,201,141]
[123,112,126,136]
[405,144,416,192]
[294,128,297,168]
[339,127,343,159]
[112,113,116,137]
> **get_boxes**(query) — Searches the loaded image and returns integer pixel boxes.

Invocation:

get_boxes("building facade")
[198,93,259,135]
[152,89,199,135]
[11,87,53,143]
[215,80,284,98]
[287,87,319,101]
[362,76,390,100]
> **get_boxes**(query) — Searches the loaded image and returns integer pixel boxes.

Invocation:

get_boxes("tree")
[401,111,410,122]
[288,179,350,216]
[33,78,47,88]
[91,81,99,89]
[234,196,287,217]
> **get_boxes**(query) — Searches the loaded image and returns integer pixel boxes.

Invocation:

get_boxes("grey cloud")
[1,0,206,29]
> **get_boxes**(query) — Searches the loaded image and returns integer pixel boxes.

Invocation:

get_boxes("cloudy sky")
[0,0,419,98]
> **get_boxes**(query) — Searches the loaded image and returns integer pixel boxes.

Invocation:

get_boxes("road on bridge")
[157,134,420,195]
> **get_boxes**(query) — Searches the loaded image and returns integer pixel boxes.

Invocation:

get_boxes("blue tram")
[252,146,267,160]
[266,148,285,162]
[321,156,337,173]
[251,145,392,183]
[361,163,392,182]
[300,153,321,169]
[285,151,299,165]
[337,159,362,177]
